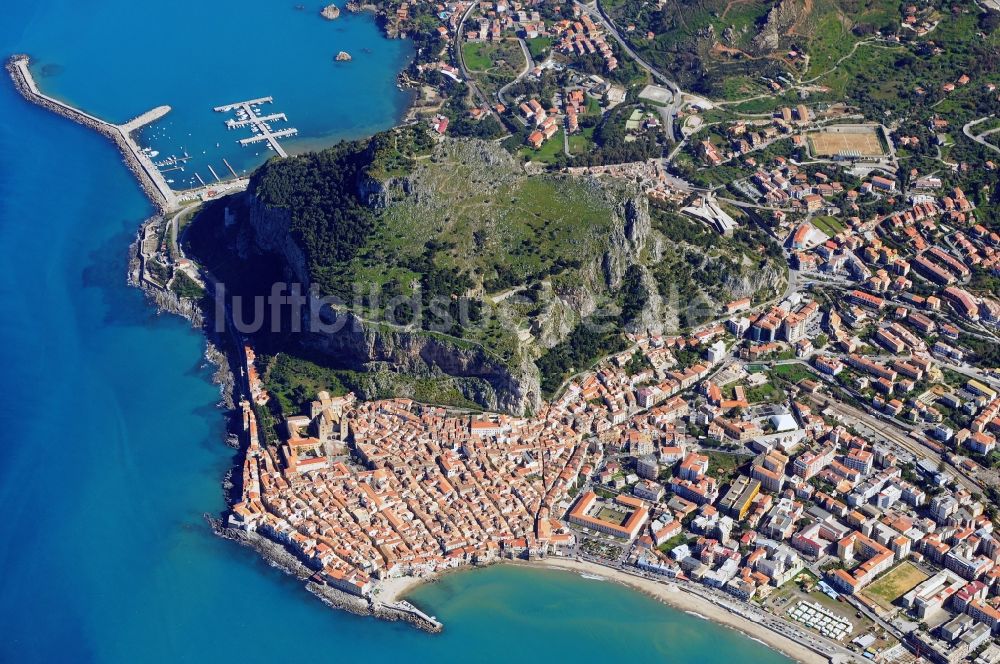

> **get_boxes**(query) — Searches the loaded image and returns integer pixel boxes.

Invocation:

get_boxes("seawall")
[210,518,442,633]
[6,54,176,211]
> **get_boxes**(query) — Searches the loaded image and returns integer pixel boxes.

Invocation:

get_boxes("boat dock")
[212,97,272,112]
[226,112,286,129]
[215,97,295,158]
[238,128,298,150]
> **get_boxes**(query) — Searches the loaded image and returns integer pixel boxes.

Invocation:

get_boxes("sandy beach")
[387,557,832,662]
[519,558,828,664]
[376,573,432,604]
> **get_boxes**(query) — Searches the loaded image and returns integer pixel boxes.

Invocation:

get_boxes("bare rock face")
[724,263,785,299]
[628,265,668,336]
[752,0,802,53]
[243,187,541,415]
[302,310,542,414]
[242,193,310,286]
[321,3,341,19]
[602,189,651,290]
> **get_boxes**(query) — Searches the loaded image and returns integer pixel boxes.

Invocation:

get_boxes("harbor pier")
[7,55,252,211]
[6,55,178,210]
[215,96,296,158]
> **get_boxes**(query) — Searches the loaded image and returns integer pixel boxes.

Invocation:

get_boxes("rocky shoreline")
[126,219,236,410]
[6,55,169,212]
[7,40,443,635]
[125,210,446,632]
[209,517,442,633]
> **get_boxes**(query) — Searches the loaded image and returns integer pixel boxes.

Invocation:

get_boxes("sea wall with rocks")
[6,55,170,211]
[210,519,442,633]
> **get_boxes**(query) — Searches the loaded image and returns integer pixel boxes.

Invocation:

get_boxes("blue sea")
[0,2,793,662]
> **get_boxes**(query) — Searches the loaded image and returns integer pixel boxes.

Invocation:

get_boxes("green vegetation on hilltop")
[608,0,793,96]
[251,142,378,268]
[237,122,788,408]
[261,351,482,414]
[246,130,629,374]
[605,0,938,100]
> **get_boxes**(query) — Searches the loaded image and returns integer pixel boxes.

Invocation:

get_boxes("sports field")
[808,126,886,157]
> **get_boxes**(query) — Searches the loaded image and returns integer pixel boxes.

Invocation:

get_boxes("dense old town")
[114,0,1000,660]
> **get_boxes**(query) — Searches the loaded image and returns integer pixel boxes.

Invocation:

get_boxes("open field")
[861,562,928,611]
[526,36,553,60]
[811,216,845,237]
[808,126,886,158]
[519,128,566,164]
[567,126,596,155]
[770,363,816,384]
[462,42,495,71]
[746,381,786,404]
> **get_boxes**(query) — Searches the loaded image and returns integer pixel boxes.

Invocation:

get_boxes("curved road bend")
[498,38,536,106]
[963,115,1000,155]
[455,3,505,121]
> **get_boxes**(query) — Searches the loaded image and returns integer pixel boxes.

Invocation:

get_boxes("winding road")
[963,115,1000,154]
[455,3,504,121]
[497,38,536,106]
[575,0,683,139]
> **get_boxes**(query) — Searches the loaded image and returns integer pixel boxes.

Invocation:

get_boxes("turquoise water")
[0,3,791,662]
[409,566,793,661]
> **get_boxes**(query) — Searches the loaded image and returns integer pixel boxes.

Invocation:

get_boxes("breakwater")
[5,54,178,211]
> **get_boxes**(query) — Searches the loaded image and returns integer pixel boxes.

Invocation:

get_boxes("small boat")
[149,150,160,158]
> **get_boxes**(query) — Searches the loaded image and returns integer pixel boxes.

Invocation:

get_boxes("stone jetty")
[6,54,177,211]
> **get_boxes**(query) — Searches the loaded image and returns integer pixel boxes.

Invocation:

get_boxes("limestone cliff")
[602,190,651,290]
[752,0,804,53]
[240,191,541,414]
[240,194,310,286]
[303,310,541,413]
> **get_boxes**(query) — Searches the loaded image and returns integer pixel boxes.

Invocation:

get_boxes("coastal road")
[672,578,867,663]
[455,3,504,121]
